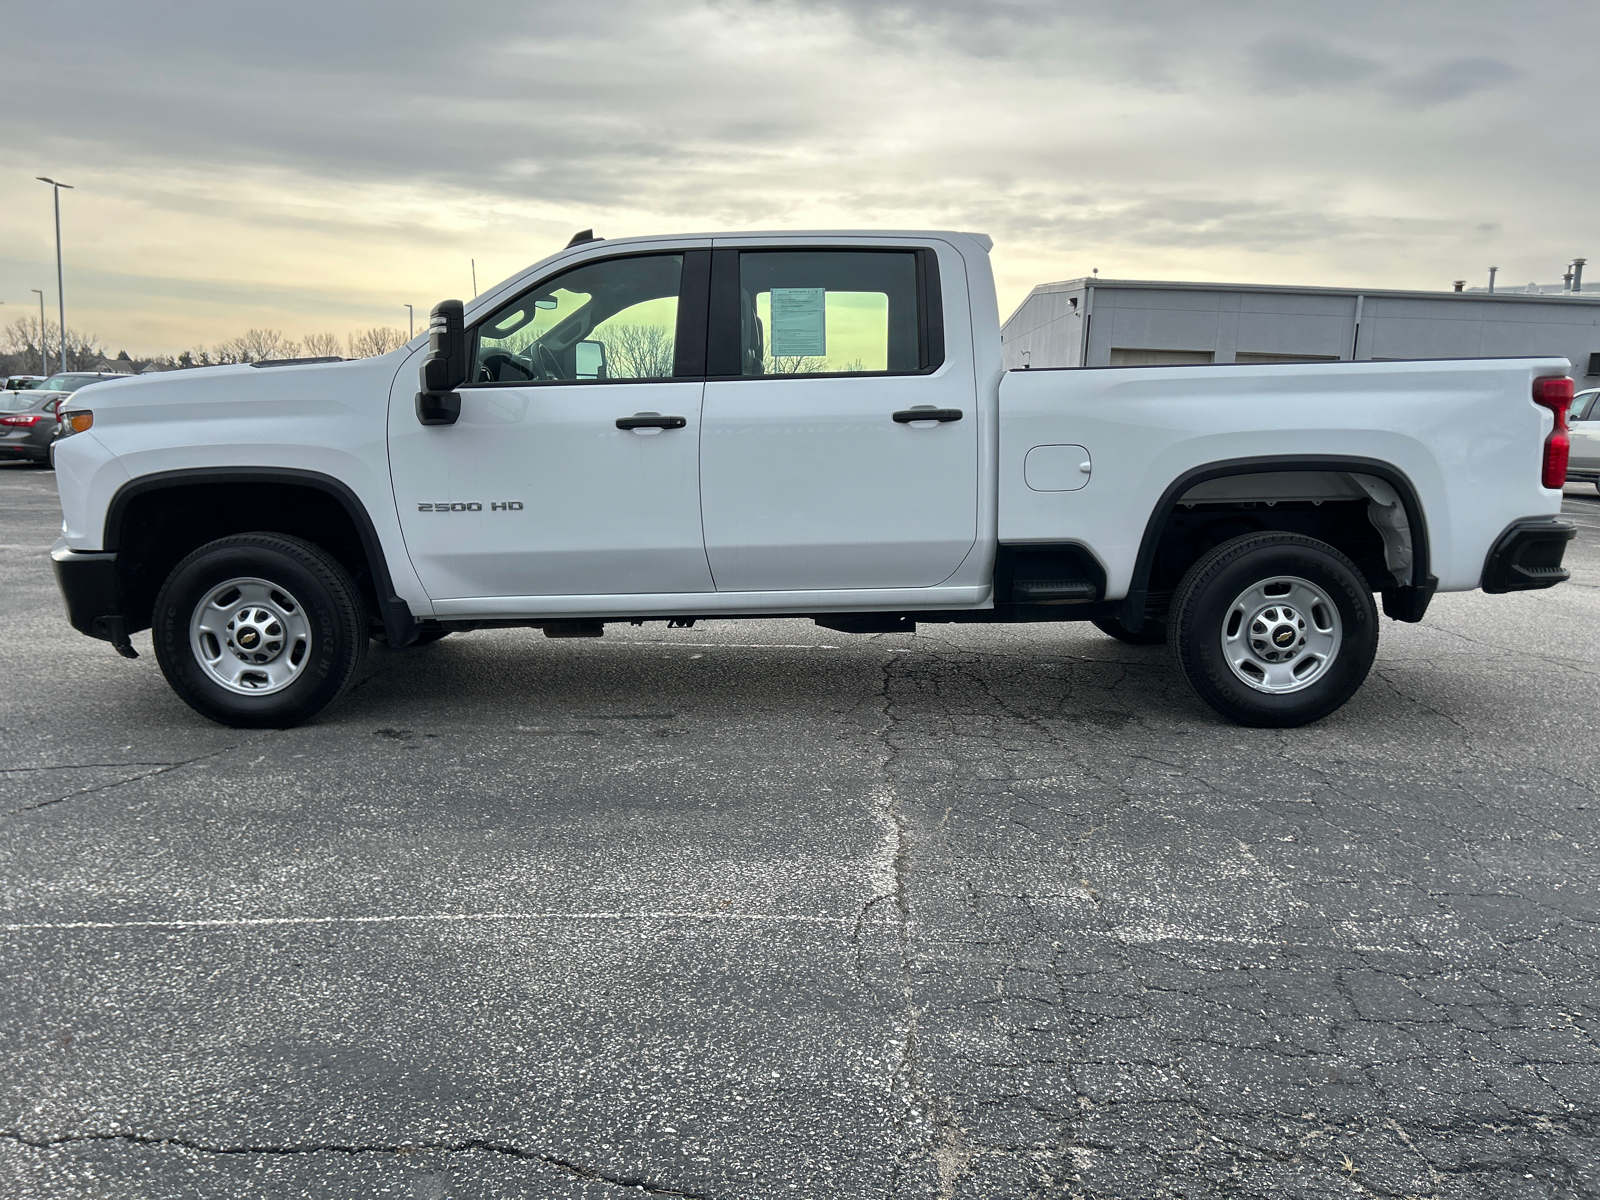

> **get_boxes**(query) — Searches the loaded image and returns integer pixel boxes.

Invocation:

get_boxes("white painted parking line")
[4,910,851,934]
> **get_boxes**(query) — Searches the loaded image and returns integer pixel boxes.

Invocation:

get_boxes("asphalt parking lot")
[2,463,1597,1200]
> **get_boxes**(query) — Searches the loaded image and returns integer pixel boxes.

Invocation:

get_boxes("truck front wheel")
[1169,533,1378,728]
[152,534,367,728]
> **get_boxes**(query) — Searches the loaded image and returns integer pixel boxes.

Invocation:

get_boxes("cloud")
[0,0,1592,353]
[1244,35,1383,95]
[1387,56,1525,105]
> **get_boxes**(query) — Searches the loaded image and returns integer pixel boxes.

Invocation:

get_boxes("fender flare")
[104,467,418,647]
[1117,454,1435,631]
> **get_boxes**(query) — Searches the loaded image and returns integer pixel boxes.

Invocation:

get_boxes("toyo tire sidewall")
[152,535,365,728]
[1171,534,1379,728]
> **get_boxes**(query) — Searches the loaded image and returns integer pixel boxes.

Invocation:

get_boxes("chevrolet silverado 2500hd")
[50,230,1577,729]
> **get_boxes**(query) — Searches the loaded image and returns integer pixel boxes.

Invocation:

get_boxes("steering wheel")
[481,351,536,382]
[533,342,566,381]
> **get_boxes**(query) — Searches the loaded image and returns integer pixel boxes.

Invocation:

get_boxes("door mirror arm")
[416,299,468,426]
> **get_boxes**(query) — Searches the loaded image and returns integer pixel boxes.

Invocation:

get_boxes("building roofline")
[1022,278,1600,305]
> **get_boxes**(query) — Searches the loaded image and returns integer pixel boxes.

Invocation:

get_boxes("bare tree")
[209,337,248,365]
[602,324,675,379]
[347,327,407,358]
[302,332,343,358]
[766,355,835,375]
[3,316,104,373]
[236,329,300,362]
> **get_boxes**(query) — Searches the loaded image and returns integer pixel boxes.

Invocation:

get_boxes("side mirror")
[416,299,467,426]
[575,339,607,380]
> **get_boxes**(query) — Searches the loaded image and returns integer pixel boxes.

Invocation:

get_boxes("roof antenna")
[566,229,601,248]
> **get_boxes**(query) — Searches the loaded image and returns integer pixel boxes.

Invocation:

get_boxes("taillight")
[1533,376,1573,490]
[0,414,42,427]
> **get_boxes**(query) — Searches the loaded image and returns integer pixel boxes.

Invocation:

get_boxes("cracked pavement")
[2,464,1598,1199]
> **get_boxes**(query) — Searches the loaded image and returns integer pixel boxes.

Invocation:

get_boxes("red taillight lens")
[1533,376,1574,490]
[0,414,42,427]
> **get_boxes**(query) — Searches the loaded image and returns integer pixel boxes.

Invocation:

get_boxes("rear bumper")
[1480,517,1576,594]
[51,540,134,653]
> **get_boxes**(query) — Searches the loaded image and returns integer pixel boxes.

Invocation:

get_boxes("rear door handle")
[893,407,963,424]
[616,413,687,430]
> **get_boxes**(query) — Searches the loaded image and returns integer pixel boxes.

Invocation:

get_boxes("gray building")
[1001,278,1600,382]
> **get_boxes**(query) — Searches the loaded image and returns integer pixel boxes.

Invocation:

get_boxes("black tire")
[1170,532,1378,728]
[1091,615,1166,645]
[152,534,366,728]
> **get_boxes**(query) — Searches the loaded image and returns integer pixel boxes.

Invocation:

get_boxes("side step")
[1011,579,1098,602]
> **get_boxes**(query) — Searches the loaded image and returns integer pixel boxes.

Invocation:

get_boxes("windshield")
[0,394,41,413]
[42,375,102,393]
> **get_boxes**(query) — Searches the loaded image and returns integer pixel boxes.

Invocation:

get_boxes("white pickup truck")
[50,230,1577,729]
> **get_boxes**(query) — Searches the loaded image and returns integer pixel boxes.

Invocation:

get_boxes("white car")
[1568,387,1600,492]
[49,229,1577,729]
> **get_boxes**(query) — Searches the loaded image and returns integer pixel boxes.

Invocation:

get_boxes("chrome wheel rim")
[189,577,312,696]
[1220,575,1342,694]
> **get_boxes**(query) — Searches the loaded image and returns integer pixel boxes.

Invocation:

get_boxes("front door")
[698,245,978,592]
[389,249,715,600]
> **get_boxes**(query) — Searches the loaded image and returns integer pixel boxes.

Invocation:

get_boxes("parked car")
[1568,387,1600,493]
[50,229,1576,730]
[38,370,131,394]
[4,375,50,391]
[0,390,67,465]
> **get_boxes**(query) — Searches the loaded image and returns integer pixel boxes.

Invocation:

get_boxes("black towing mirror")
[416,299,468,426]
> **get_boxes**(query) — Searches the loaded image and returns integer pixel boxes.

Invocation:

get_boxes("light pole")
[404,304,414,339]
[36,177,73,374]
[30,290,46,374]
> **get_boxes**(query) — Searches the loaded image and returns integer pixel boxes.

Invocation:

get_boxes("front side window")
[1573,390,1598,422]
[474,254,682,384]
[736,250,922,376]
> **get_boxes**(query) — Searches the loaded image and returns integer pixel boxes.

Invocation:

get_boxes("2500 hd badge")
[416,501,525,512]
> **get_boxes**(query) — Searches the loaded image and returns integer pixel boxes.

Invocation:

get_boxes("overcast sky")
[1,0,1594,356]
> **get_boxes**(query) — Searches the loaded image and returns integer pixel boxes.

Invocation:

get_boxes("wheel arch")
[1118,455,1435,632]
[104,467,417,646]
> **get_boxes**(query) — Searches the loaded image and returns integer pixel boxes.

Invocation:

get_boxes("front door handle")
[616,413,687,430]
[893,407,963,424]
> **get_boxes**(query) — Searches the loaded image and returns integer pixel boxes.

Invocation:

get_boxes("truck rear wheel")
[1170,532,1378,728]
[152,534,366,728]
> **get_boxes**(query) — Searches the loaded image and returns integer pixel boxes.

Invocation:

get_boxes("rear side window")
[715,249,939,378]
[1573,390,1598,422]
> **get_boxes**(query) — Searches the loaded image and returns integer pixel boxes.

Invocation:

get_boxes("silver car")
[1570,387,1600,493]
[0,389,66,465]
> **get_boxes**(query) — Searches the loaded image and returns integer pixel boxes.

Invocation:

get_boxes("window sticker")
[769,288,826,357]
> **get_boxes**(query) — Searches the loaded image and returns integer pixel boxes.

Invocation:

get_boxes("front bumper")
[51,540,137,656]
[1480,517,1576,594]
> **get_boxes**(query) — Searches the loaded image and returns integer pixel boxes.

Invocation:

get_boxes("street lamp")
[404,304,414,339]
[36,177,73,374]
[30,290,45,374]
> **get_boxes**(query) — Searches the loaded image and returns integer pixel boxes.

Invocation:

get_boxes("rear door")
[697,242,978,592]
